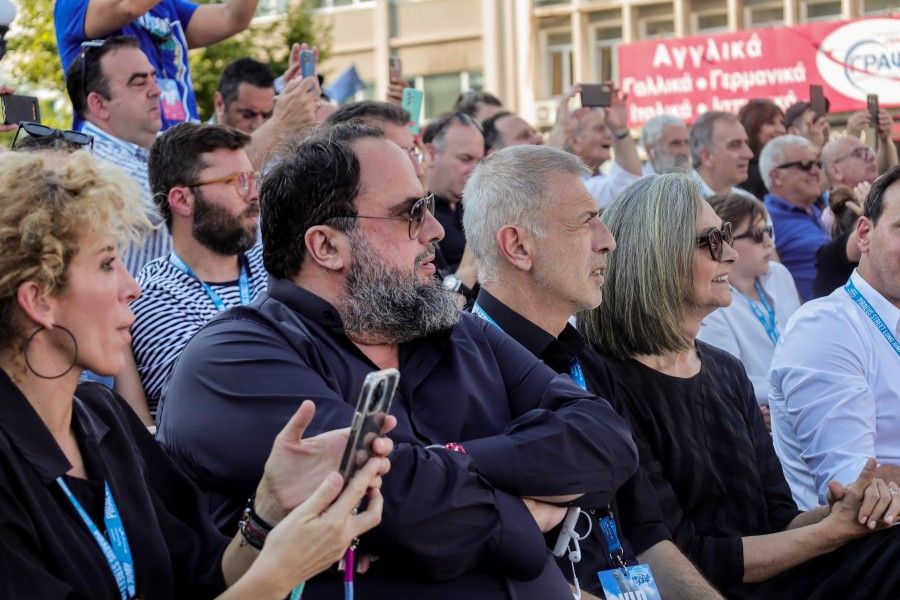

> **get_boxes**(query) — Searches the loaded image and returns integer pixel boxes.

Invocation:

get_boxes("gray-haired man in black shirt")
[462,144,723,599]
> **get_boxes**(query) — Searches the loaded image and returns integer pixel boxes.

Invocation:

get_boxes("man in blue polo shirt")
[55,0,260,130]
[759,134,830,301]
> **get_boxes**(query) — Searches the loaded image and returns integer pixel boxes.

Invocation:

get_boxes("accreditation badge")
[597,564,661,600]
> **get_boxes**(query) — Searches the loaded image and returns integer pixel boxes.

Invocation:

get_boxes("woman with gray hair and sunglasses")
[578,173,900,599]
[697,193,801,429]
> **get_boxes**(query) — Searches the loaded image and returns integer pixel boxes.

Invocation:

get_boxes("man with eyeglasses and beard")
[759,134,830,301]
[156,122,639,599]
[123,123,267,425]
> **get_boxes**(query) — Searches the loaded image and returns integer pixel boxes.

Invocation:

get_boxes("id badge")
[597,564,661,600]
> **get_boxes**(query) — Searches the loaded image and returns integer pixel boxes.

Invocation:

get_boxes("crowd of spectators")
[1,2,899,597]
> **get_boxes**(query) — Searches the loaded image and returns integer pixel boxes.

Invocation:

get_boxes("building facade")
[257,0,897,126]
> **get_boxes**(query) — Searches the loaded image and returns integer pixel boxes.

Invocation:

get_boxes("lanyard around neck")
[733,279,779,345]
[472,303,587,390]
[169,252,251,311]
[845,279,900,357]
[56,478,136,599]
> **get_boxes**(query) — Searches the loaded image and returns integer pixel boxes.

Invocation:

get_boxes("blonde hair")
[578,173,702,360]
[0,150,150,353]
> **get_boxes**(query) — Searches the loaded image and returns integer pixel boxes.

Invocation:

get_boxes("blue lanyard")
[56,478,136,600]
[169,252,251,311]
[599,506,627,571]
[734,279,779,345]
[845,279,900,357]
[472,303,587,390]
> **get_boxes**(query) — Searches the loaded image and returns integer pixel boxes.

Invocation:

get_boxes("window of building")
[863,0,894,14]
[255,0,289,17]
[636,4,675,40]
[545,30,573,98]
[801,0,843,21]
[313,0,371,9]
[692,10,729,33]
[593,25,621,84]
[534,0,571,6]
[744,1,784,27]
[414,71,483,119]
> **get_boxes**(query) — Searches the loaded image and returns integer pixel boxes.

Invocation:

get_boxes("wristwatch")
[442,274,472,298]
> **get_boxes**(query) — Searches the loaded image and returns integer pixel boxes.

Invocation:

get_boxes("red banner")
[618,17,900,128]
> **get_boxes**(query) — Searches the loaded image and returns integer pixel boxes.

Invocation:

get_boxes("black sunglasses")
[775,160,821,172]
[733,225,773,244]
[12,121,94,151]
[325,194,436,240]
[696,221,733,262]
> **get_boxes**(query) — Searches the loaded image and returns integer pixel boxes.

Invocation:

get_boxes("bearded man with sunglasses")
[157,122,639,599]
[123,123,267,424]
[760,134,830,301]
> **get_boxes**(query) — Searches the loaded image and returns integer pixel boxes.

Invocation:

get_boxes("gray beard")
[340,232,460,345]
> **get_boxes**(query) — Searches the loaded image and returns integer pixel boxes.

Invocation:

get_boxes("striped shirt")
[131,243,267,416]
[81,122,173,275]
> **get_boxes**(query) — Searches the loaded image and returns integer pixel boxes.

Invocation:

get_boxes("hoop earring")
[23,326,79,379]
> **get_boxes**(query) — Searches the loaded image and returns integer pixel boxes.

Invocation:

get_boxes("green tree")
[189,0,330,119]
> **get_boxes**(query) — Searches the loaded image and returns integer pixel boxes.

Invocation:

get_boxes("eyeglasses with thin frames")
[184,171,260,198]
[696,221,733,262]
[12,121,94,151]
[324,193,435,240]
[732,225,773,244]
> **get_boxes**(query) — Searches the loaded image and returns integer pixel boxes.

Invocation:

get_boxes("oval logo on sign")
[816,18,900,103]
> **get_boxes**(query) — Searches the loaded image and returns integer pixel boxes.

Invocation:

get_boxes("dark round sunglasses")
[695,221,733,262]
[732,225,773,244]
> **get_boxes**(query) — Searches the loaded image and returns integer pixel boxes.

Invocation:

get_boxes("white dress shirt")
[769,269,900,510]
[582,162,640,209]
[698,262,801,406]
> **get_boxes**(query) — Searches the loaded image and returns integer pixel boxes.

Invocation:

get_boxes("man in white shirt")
[769,165,900,510]
[562,84,642,209]
[639,115,691,176]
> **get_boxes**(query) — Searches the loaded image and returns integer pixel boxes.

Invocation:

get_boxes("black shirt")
[473,290,671,595]
[813,231,857,298]
[157,276,638,599]
[0,372,228,599]
[433,194,466,271]
[586,342,802,592]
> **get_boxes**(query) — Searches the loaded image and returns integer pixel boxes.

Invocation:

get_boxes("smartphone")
[1,94,40,125]
[580,83,611,108]
[867,94,879,127]
[338,368,399,484]
[401,87,424,135]
[552,507,583,558]
[299,49,316,79]
[809,85,827,119]
[389,57,402,80]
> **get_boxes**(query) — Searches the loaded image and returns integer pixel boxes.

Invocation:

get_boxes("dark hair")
[260,123,385,279]
[454,90,502,118]
[148,123,251,228]
[828,187,861,237]
[737,99,785,157]
[481,110,514,152]
[216,58,275,106]
[326,100,410,128]
[65,36,140,119]
[421,112,483,148]
[864,165,900,225]
[707,192,768,232]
